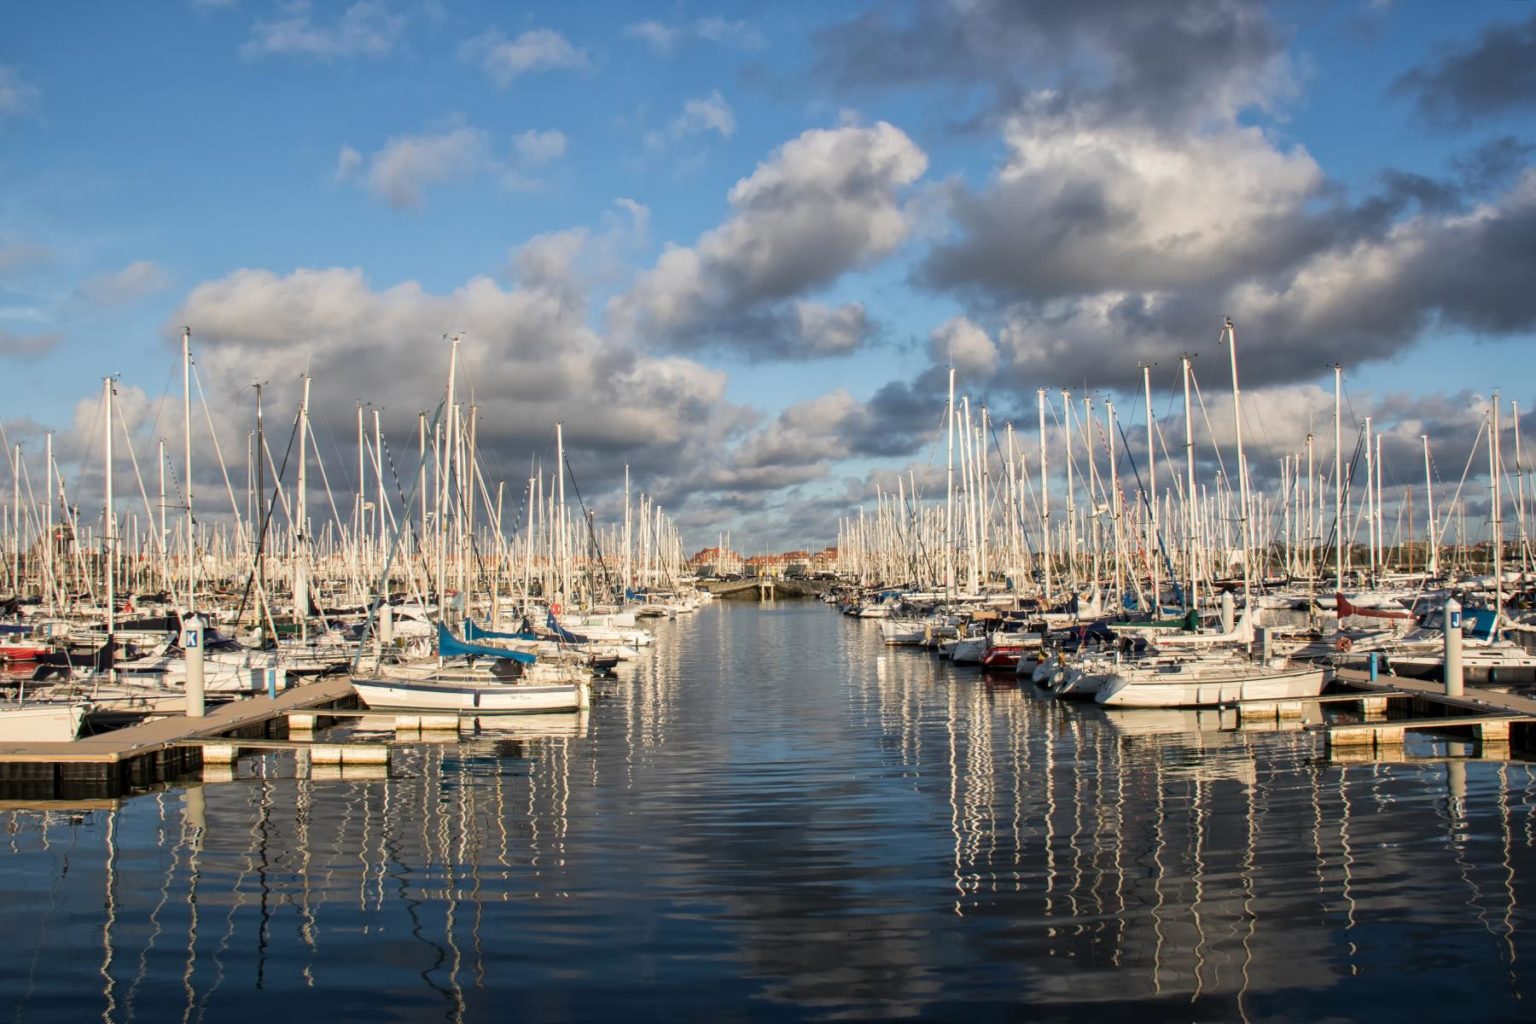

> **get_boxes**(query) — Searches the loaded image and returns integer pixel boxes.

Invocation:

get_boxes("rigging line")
[232,398,303,632]
[1115,417,1185,608]
[561,451,618,604]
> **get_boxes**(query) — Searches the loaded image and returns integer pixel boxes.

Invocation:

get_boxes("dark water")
[4,601,1536,1023]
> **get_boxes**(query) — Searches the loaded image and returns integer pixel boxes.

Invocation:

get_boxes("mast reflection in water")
[3,601,1535,1022]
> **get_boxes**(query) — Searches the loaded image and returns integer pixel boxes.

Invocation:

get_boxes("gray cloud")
[1394,12,1536,126]
[813,0,1291,130]
[0,328,61,358]
[609,121,927,360]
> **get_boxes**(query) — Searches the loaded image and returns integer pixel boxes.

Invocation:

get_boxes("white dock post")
[1444,597,1463,698]
[184,614,205,718]
[379,601,394,649]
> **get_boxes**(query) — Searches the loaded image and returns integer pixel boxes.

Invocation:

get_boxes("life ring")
[1335,635,1353,652]
[552,602,562,615]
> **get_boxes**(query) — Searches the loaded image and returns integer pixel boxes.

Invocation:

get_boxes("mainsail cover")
[437,623,537,664]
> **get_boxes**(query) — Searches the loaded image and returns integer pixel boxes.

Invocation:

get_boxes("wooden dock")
[0,677,358,800]
[1319,668,1536,755]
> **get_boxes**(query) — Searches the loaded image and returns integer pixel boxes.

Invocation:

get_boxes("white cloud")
[75,261,172,307]
[927,108,1325,300]
[626,17,764,54]
[166,266,756,505]
[345,122,570,206]
[928,316,997,376]
[512,129,567,165]
[624,20,678,52]
[362,125,489,209]
[460,28,589,87]
[612,121,928,358]
[242,1,404,60]
[674,91,735,139]
[0,63,39,118]
[335,145,363,181]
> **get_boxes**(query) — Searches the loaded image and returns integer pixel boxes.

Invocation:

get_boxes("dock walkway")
[0,678,357,799]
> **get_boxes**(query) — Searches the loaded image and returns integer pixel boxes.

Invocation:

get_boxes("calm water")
[4,601,1536,1022]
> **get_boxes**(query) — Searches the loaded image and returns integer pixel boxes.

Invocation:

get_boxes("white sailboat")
[1095,320,1330,709]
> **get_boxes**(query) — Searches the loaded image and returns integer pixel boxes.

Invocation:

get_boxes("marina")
[5,602,1536,1023]
[5,2,1535,1020]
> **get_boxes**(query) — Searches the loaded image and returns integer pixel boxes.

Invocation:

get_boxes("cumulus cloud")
[982,166,1536,392]
[1394,12,1536,126]
[460,27,589,87]
[813,0,1291,129]
[928,316,997,376]
[644,91,737,156]
[509,199,650,300]
[923,109,1327,302]
[74,261,172,307]
[611,121,927,359]
[165,265,756,511]
[512,128,567,164]
[626,18,765,54]
[673,91,736,139]
[361,125,488,209]
[0,63,38,119]
[341,122,567,207]
[242,1,404,60]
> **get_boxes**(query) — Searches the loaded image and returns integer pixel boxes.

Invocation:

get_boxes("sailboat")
[1097,320,1331,708]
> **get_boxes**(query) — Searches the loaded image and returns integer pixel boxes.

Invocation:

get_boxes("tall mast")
[1037,387,1051,602]
[254,380,266,627]
[437,335,459,623]
[945,366,955,598]
[1370,411,1382,580]
[1221,318,1252,623]
[296,374,310,643]
[1142,363,1157,609]
[182,327,194,615]
[1423,434,1436,578]
[1492,393,1504,632]
[1181,355,1197,612]
[1063,389,1076,592]
[1333,364,1344,591]
[103,376,116,680]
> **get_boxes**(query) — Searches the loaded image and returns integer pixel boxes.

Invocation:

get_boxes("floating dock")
[0,677,359,800]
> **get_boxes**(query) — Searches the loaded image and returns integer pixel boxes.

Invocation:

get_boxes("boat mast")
[437,334,459,623]
[1037,387,1051,602]
[1423,434,1436,578]
[1222,318,1252,630]
[182,328,194,616]
[1492,393,1503,633]
[296,374,310,643]
[1142,363,1157,610]
[945,366,955,598]
[1333,364,1344,591]
[1181,355,1197,612]
[103,376,116,681]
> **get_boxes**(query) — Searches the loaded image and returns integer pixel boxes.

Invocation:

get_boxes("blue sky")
[2,1,1534,549]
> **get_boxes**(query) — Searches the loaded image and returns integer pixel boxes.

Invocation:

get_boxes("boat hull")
[0,702,87,741]
[1097,664,1329,708]
[352,678,584,713]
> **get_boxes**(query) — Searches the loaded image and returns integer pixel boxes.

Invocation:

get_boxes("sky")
[1,1,1534,552]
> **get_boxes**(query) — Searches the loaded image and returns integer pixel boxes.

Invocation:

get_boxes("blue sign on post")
[1449,610,1462,629]
[185,628,200,649]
